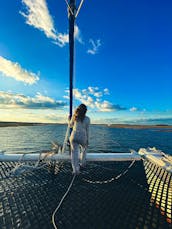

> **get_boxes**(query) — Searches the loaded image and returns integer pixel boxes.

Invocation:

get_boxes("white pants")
[70,141,87,173]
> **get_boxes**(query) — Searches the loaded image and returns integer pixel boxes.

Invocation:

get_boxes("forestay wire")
[75,0,85,18]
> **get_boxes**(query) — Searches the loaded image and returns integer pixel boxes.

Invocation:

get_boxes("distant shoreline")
[0,122,51,127]
[108,124,172,132]
[0,121,172,131]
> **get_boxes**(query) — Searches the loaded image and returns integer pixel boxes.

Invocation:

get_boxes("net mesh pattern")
[0,160,171,229]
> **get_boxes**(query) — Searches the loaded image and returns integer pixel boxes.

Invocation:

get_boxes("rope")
[8,151,55,177]
[52,174,76,229]
[7,153,25,176]
[51,160,136,228]
[83,160,135,184]
[161,152,172,163]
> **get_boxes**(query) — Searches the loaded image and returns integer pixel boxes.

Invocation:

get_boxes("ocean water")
[0,124,172,155]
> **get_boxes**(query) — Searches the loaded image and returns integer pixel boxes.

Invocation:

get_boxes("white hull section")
[139,147,172,173]
[0,152,141,162]
[0,148,171,173]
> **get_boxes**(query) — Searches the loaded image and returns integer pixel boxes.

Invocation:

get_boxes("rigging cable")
[61,121,71,154]
[64,0,85,18]
[75,0,85,18]
[64,0,74,16]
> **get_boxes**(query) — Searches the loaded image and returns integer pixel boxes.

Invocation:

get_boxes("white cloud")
[95,100,125,112]
[20,1,83,47]
[87,39,101,55]
[63,95,70,100]
[53,33,69,47]
[20,0,68,46]
[104,88,110,95]
[0,91,66,109]
[130,107,138,112]
[64,87,126,112]
[88,86,99,94]
[20,0,57,38]
[74,25,83,44]
[0,56,39,84]
[94,92,103,97]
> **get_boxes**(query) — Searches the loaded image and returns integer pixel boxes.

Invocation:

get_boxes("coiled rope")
[8,151,55,177]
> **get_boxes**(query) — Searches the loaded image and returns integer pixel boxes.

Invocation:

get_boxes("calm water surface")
[0,124,172,155]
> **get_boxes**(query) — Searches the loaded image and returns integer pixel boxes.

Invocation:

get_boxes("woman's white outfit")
[69,116,90,173]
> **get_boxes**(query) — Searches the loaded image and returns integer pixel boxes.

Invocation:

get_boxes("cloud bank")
[0,91,66,109]
[64,86,126,112]
[0,56,39,84]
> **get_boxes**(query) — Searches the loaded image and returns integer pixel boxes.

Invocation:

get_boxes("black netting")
[0,160,171,229]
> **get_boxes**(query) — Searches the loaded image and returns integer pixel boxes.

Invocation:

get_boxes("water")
[0,124,172,155]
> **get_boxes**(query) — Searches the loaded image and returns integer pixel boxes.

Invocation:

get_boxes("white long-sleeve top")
[69,116,90,146]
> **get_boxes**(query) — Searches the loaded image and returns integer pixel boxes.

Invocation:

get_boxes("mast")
[69,0,76,119]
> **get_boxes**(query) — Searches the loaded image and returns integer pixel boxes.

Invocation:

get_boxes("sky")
[0,0,172,124]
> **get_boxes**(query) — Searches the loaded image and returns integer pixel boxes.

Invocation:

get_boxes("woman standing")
[69,104,90,174]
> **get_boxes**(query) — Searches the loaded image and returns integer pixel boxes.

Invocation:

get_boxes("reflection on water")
[0,124,172,155]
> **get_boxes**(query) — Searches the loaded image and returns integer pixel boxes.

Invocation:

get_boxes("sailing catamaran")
[0,1,172,228]
[0,0,142,164]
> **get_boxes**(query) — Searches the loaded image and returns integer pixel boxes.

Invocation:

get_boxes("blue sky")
[0,0,172,124]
